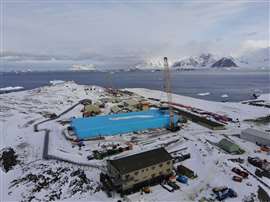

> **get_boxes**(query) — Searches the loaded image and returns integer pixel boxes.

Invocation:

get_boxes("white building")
[240,128,270,146]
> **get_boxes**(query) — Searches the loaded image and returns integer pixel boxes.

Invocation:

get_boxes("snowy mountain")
[139,48,269,70]
[172,53,217,68]
[211,57,238,68]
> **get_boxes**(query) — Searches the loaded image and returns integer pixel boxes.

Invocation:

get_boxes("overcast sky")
[1,0,269,61]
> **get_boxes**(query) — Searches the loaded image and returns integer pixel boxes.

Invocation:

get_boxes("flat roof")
[108,147,172,174]
[241,128,270,140]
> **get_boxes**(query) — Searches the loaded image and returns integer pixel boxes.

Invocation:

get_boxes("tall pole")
[164,57,174,129]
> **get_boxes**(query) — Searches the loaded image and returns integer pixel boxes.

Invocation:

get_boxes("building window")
[166,169,170,172]
[152,166,155,170]
[166,161,170,165]
[146,168,148,171]
[159,163,163,167]
[141,169,144,173]
[151,174,156,178]
[135,171,139,175]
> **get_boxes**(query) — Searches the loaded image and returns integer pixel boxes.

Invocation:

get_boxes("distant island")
[70,64,97,71]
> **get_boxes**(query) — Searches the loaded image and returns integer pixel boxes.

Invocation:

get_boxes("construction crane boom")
[163,57,174,129]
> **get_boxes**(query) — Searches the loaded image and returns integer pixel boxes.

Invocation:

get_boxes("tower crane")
[163,57,175,130]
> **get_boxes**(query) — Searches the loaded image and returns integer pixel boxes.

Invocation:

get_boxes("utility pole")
[163,57,174,129]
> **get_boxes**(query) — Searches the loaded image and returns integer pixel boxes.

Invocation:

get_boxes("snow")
[127,88,269,121]
[198,92,210,96]
[49,80,66,85]
[70,64,97,71]
[0,86,24,91]
[1,82,269,202]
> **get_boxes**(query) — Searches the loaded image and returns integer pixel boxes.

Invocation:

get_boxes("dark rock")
[0,147,19,172]
[211,57,238,68]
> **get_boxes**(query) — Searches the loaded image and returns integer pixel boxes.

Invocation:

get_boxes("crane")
[163,57,175,130]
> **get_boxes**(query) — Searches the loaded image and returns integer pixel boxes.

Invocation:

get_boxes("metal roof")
[108,147,172,175]
[218,139,243,154]
[241,128,270,140]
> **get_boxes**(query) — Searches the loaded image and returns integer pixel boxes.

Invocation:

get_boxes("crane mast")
[163,57,174,129]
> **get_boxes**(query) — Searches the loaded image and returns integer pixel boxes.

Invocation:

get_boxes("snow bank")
[198,92,210,96]
[0,86,24,92]
[49,80,65,85]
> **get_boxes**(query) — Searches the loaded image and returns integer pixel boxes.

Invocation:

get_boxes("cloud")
[242,40,270,50]
[1,0,269,67]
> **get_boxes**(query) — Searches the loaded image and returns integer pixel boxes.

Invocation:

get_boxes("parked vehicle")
[232,176,242,182]
[213,187,237,201]
[260,146,270,152]
[161,183,174,192]
[176,175,188,184]
[228,158,244,164]
[167,181,180,190]
[248,157,270,172]
[232,167,249,178]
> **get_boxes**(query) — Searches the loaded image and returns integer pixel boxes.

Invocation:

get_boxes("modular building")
[240,128,270,146]
[106,147,173,193]
[218,138,245,154]
[71,109,180,140]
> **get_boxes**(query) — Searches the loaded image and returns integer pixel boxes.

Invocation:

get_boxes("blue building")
[71,109,180,139]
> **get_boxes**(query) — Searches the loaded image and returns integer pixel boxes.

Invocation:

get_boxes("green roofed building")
[218,138,245,154]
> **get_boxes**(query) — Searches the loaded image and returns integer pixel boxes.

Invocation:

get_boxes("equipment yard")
[1,81,270,202]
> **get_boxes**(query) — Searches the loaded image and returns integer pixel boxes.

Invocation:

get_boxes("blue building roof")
[71,109,180,139]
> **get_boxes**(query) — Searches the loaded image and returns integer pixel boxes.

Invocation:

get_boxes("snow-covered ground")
[0,82,269,202]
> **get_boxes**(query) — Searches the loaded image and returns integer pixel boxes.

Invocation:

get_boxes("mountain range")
[139,47,269,69]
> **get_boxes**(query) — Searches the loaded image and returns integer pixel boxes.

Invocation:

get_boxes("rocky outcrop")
[211,57,238,68]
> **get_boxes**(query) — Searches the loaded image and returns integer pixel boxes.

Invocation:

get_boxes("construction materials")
[212,187,237,201]
[167,181,180,190]
[82,104,101,117]
[92,144,132,160]
[173,153,191,163]
[142,186,151,194]
[255,169,270,179]
[228,158,244,164]
[176,165,197,179]
[172,106,225,130]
